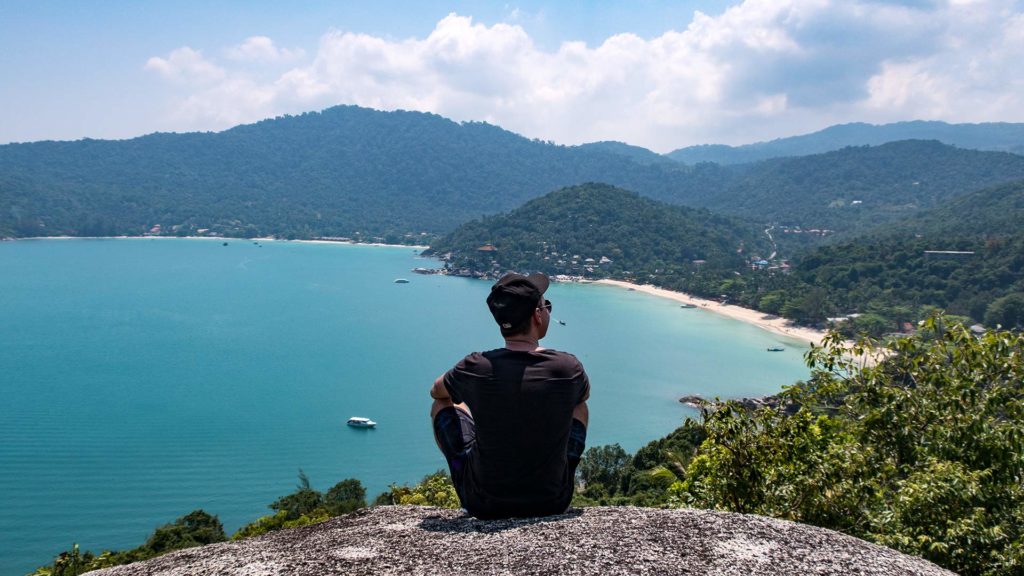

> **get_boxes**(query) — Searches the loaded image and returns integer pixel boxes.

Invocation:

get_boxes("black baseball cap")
[486,272,550,329]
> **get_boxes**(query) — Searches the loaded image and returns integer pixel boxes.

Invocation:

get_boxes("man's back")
[430,272,589,519]
[443,348,589,515]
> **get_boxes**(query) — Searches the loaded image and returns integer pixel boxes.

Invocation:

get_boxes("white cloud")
[226,36,305,63]
[145,2,1024,151]
[144,47,225,84]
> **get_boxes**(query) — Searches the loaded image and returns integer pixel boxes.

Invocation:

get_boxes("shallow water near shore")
[0,238,809,574]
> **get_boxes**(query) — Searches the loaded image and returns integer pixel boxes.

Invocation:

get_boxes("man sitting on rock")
[430,272,590,519]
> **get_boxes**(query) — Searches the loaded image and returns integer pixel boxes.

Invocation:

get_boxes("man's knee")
[433,405,477,465]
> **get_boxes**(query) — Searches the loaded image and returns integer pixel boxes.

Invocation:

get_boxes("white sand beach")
[594,279,829,347]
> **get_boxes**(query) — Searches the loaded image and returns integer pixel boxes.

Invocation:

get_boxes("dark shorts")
[433,406,477,476]
[432,407,588,476]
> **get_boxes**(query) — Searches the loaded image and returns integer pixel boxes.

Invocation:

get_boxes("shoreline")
[7,235,429,250]
[9,236,852,352]
[594,279,828,347]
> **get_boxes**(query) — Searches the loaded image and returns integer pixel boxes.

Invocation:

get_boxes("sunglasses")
[538,299,552,313]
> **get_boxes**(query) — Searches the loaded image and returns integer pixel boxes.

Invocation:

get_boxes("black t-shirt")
[443,348,590,517]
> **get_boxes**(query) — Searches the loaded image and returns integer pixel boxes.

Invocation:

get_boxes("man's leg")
[431,402,476,507]
[431,399,471,452]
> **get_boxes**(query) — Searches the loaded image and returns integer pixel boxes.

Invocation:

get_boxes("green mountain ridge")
[0,106,717,241]
[668,120,1024,164]
[573,141,676,166]
[694,140,1024,242]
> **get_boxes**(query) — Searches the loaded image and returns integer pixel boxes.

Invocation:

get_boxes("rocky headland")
[679,394,802,415]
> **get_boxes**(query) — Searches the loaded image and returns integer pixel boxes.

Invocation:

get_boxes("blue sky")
[2,0,1022,151]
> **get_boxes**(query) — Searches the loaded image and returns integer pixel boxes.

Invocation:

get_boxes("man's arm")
[430,375,450,400]
[430,374,464,420]
[573,399,589,427]
[573,375,590,427]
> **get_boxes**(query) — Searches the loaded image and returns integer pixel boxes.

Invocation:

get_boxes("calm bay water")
[0,238,809,574]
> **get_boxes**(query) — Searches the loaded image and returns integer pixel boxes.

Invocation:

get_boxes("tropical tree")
[985,292,1024,329]
[577,444,630,494]
[375,471,460,508]
[672,318,1024,576]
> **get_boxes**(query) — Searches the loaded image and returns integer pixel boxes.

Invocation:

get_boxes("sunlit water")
[0,238,810,574]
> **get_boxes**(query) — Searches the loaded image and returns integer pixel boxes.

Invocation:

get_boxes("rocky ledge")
[679,394,801,415]
[92,506,954,576]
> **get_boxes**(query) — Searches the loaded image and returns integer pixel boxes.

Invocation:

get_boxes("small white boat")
[347,417,377,428]
[394,278,410,284]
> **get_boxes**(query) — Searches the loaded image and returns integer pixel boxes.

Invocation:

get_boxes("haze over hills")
[667,120,1024,165]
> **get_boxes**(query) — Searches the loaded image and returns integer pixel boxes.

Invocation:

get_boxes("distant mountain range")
[667,121,1024,165]
[0,106,712,241]
[2,106,1024,245]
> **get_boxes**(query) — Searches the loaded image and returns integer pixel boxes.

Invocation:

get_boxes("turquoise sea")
[0,239,810,574]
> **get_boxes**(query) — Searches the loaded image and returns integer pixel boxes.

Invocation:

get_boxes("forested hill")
[0,106,731,241]
[667,120,1024,164]
[900,179,1024,238]
[784,179,1024,327]
[573,141,676,166]
[429,183,769,284]
[694,140,1024,237]
[432,181,1024,332]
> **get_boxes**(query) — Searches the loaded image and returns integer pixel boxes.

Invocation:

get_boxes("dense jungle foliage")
[33,322,1024,576]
